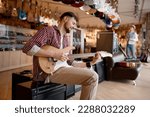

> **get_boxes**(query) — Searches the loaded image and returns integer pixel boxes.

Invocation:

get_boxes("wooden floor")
[0,63,150,100]
[71,62,150,100]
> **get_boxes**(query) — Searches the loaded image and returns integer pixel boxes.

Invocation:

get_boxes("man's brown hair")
[60,11,78,22]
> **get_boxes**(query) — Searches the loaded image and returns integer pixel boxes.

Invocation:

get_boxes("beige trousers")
[49,67,99,100]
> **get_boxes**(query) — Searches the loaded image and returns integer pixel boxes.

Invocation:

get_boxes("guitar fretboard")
[69,51,112,59]
[69,53,95,59]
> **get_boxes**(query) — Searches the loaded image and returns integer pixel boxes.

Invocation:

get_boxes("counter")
[0,50,32,72]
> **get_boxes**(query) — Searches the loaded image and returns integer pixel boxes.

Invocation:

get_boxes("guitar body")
[38,46,59,74]
[39,56,56,74]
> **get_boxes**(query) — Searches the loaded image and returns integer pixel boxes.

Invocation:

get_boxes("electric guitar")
[38,45,112,74]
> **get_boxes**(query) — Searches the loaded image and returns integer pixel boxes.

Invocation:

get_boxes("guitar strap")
[34,66,40,99]
[44,75,51,84]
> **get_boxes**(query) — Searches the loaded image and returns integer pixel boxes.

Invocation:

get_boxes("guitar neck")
[69,53,95,59]
[69,51,113,59]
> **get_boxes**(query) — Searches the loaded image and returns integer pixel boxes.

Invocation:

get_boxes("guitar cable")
[34,68,40,100]
[34,69,46,100]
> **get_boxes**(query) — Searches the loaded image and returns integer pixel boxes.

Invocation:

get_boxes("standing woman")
[126,25,138,59]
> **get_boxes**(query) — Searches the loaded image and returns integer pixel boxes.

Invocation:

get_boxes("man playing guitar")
[22,12,101,100]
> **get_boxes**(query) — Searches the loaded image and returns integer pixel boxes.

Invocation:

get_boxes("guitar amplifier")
[15,81,66,100]
[12,71,33,100]
[12,71,75,100]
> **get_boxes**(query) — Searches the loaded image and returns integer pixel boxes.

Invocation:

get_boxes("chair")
[103,52,142,85]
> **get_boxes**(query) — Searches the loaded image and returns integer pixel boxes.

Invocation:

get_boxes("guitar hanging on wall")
[18,0,27,20]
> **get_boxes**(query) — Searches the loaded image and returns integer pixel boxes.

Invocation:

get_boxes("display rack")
[0,24,36,71]
[0,24,37,51]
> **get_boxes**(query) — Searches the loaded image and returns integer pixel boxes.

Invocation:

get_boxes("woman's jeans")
[127,44,137,59]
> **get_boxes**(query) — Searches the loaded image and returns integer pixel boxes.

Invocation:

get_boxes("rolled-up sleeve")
[22,27,48,55]
[26,45,41,56]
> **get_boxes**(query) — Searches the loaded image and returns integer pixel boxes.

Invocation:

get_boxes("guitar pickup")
[48,57,57,62]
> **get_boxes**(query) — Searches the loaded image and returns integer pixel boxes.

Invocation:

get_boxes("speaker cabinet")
[12,71,75,100]
[15,81,66,100]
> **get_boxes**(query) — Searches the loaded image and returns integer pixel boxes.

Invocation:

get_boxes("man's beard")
[64,23,70,33]
[66,29,70,33]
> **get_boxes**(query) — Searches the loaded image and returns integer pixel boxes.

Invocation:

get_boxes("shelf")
[0,24,37,50]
